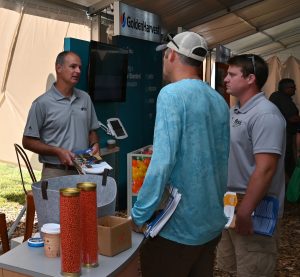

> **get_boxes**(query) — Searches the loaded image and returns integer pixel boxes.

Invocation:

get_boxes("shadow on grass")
[4,192,26,205]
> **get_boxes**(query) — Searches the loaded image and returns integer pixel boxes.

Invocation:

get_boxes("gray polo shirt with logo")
[228,92,286,216]
[23,84,99,164]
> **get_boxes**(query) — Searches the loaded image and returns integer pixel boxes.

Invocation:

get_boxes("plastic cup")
[41,223,61,258]
[107,139,116,149]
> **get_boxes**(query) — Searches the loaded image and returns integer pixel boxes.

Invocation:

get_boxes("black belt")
[44,163,77,171]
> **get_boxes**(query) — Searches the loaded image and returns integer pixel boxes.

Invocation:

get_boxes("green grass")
[0,162,41,209]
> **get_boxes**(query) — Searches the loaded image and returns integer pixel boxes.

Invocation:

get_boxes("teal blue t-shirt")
[131,79,229,245]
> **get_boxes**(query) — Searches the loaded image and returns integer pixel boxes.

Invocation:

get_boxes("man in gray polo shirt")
[23,51,100,180]
[216,54,285,276]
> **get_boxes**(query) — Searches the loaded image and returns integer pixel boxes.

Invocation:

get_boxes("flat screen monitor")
[89,41,128,102]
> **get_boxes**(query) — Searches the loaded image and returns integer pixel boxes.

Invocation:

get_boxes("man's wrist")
[236,203,253,217]
[90,142,99,148]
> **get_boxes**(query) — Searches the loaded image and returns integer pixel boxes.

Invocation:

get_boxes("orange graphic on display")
[131,148,152,194]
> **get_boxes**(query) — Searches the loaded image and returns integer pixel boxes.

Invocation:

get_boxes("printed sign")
[114,1,161,42]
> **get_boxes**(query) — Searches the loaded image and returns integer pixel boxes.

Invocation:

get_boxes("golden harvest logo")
[121,12,160,35]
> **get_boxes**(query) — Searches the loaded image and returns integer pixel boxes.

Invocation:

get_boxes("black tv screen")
[89,41,128,102]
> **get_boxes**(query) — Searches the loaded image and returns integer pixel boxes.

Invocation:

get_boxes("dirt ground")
[2,201,300,276]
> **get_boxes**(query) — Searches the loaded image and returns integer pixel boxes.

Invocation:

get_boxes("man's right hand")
[55,148,75,166]
[23,136,76,166]
[130,218,145,234]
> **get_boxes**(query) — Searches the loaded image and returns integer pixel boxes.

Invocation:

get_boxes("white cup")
[41,223,60,258]
[107,139,116,149]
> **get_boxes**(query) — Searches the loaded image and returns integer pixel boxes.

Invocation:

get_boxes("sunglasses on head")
[167,34,180,50]
[247,55,256,75]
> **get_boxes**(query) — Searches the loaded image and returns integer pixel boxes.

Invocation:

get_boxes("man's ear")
[56,64,62,73]
[169,49,177,63]
[247,74,256,85]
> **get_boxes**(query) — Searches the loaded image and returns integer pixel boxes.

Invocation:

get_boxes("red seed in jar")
[77,182,99,267]
[60,188,81,276]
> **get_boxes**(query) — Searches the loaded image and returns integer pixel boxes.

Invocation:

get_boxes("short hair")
[278,78,295,91]
[178,52,203,67]
[227,54,269,89]
[165,47,203,68]
[55,51,79,65]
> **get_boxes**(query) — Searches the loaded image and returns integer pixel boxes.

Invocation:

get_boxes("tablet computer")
[107,118,128,139]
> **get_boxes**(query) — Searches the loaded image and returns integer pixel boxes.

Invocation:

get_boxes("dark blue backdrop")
[64,36,162,209]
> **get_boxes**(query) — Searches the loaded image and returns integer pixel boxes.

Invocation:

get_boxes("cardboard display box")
[97,216,132,257]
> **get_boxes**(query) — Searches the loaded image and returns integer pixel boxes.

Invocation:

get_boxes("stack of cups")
[41,223,60,258]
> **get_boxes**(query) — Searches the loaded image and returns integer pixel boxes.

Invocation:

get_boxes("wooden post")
[23,191,35,242]
[0,213,10,253]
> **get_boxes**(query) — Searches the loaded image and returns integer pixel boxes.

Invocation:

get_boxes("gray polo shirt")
[228,92,286,216]
[24,84,99,164]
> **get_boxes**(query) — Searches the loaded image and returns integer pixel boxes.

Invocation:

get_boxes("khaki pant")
[216,227,279,277]
[41,166,78,180]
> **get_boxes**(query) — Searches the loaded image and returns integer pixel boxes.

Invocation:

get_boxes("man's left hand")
[91,143,100,156]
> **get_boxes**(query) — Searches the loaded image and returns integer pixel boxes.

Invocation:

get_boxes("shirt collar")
[233,92,265,114]
[51,83,80,101]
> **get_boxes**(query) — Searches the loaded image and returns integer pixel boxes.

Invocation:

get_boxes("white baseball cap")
[156,31,208,62]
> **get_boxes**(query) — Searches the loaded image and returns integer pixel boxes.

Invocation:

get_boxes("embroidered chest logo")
[232,118,242,127]
[81,107,87,111]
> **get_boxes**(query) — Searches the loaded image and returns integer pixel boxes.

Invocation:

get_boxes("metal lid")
[41,223,60,234]
[61,272,81,276]
[28,238,44,248]
[59,188,80,197]
[82,262,99,268]
[76,182,97,191]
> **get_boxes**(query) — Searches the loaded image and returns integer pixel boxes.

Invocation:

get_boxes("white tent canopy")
[65,0,300,95]
[63,0,300,59]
